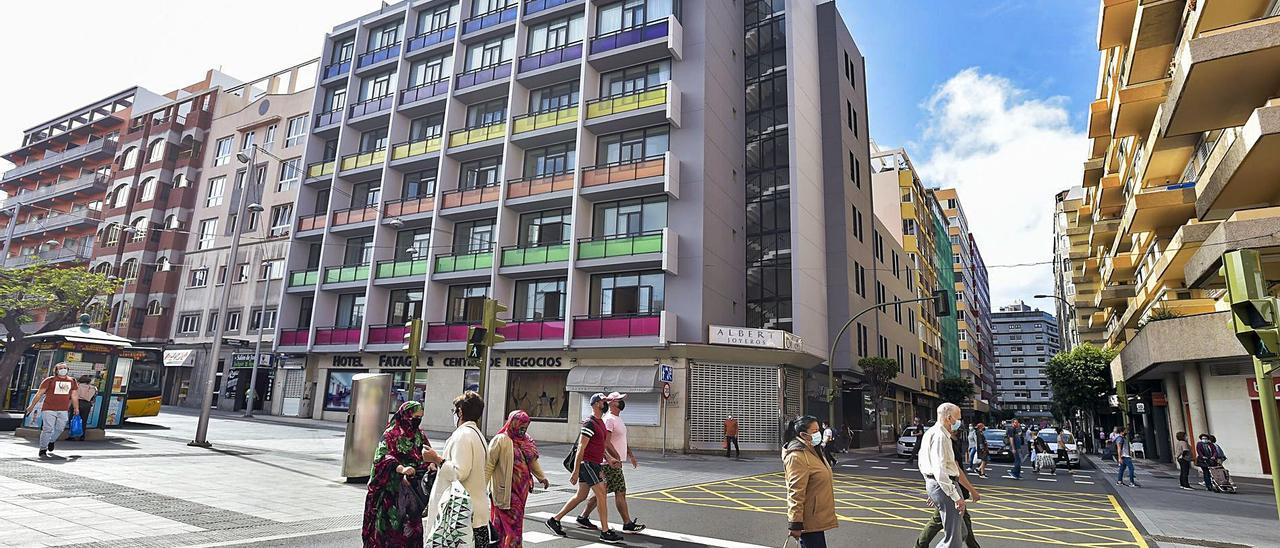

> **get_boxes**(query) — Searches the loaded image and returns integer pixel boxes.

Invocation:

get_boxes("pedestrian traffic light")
[401,319,423,355]
[466,326,488,361]
[932,289,951,317]
[1222,250,1280,360]
[483,298,507,347]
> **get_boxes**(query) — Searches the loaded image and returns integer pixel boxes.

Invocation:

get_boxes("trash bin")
[341,373,393,480]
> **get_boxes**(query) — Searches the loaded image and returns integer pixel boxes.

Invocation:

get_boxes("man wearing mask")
[26,362,80,459]
[547,393,624,544]
[918,403,968,548]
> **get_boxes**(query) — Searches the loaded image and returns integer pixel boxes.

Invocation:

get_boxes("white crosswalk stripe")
[529,512,770,548]
[1037,478,1057,482]
[871,466,888,469]
[523,531,560,544]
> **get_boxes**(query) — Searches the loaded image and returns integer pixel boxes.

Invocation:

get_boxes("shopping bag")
[69,415,84,438]
[783,536,800,548]
[426,481,474,548]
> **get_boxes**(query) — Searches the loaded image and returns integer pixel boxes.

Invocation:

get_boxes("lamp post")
[235,144,285,419]
[1033,293,1075,346]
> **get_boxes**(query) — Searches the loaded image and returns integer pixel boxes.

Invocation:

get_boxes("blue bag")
[69,415,84,438]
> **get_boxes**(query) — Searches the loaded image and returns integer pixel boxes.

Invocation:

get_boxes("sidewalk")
[1087,455,1279,548]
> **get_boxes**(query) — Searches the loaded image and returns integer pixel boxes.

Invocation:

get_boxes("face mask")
[56,369,68,376]
[410,416,423,429]
[517,428,528,436]
[951,420,963,432]
[810,432,823,446]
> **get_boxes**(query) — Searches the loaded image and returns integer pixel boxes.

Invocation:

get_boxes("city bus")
[119,347,163,419]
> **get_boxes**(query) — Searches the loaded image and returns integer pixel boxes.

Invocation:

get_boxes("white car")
[896,426,924,458]
[1039,429,1080,468]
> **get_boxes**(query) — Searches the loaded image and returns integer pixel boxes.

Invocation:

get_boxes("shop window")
[507,370,568,422]
[324,370,362,411]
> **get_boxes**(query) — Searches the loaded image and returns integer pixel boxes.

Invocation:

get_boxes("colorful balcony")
[518,42,583,86]
[314,326,363,346]
[331,206,378,229]
[383,194,436,219]
[376,258,429,279]
[439,183,501,213]
[367,323,411,345]
[400,79,451,108]
[407,25,456,55]
[306,160,336,179]
[390,135,443,165]
[580,152,679,201]
[356,43,401,70]
[425,322,477,343]
[576,228,676,273]
[339,148,386,172]
[448,122,506,149]
[349,94,394,120]
[296,213,327,234]
[322,59,351,80]
[505,172,574,209]
[1,138,116,183]
[497,319,565,342]
[277,328,310,347]
[454,62,513,98]
[499,243,570,274]
[314,108,342,130]
[572,312,667,341]
[323,264,371,284]
[587,16,683,72]
[462,5,517,36]
[288,269,319,288]
[511,106,577,147]
[433,251,493,275]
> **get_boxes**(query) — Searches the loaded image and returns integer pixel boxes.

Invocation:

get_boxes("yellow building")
[934,188,996,414]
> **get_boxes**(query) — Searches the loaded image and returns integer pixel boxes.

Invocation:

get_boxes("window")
[250,308,278,331]
[146,300,162,316]
[459,157,502,190]
[849,153,860,188]
[596,0,676,34]
[404,170,437,198]
[259,259,284,280]
[593,196,666,237]
[284,115,307,148]
[189,269,208,287]
[368,21,401,50]
[409,114,444,141]
[278,158,302,192]
[529,81,580,113]
[226,311,242,333]
[197,219,217,250]
[465,36,514,70]
[515,278,567,320]
[205,176,225,207]
[360,128,388,152]
[473,0,515,15]
[854,262,866,298]
[120,147,139,170]
[447,284,490,322]
[213,137,233,166]
[395,229,432,260]
[233,263,250,284]
[527,14,584,53]
[452,219,496,253]
[263,124,277,148]
[518,208,572,247]
[178,314,201,334]
[589,271,664,316]
[418,3,456,33]
[851,205,863,242]
[465,99,507,127]
[324,87,347,113]
[408,54,452,87]
[523,142,576,177]
[137,178,158,202]
[337,293,368,327]
[600,60,670,97]
[129,217,148,242]
[269,204,293,237]
[146,138,166,163]
[110,183,130,208]
[596,126,668,163]
[361,71,396,101]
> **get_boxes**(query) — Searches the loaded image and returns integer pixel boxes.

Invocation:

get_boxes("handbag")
[562,444,578,473]
[399,477,426,518]
[69,415,84,438]
[427,481,475,548]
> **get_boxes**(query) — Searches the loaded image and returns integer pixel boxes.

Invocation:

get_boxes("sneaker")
[979,473,989,479]
[48,443,55,452]
[38,450,47,459]
[1131,482,1141,488]
[545,518,566,537]
[623,520,646,533]
[1180,486,1193,491]
[1116,481,1127,487]
[599,530,624,544]
[576,515,597,530]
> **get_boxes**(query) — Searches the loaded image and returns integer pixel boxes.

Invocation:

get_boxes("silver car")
[1039,429,1080,468]
[896,426,924,458]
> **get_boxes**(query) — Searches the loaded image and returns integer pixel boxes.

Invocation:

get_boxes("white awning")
[163,349,195,367]
[63,335,132,348]
[566,366,659,394]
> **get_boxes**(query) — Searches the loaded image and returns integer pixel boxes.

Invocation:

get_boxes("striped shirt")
[580,415,608,464]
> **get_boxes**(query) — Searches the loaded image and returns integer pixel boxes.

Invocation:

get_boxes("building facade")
[993,302,1060,421]
[168,61,319,414]
[1053,186,1085,351]
[270,0,902,450]
[934,187,996,414]
[1071,0,1280,477]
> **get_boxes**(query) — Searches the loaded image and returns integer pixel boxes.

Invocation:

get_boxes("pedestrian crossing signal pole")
[402,319,423,401]
[477,299,507,434]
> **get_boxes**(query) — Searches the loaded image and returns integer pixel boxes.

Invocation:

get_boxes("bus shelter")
[15,315,134,441]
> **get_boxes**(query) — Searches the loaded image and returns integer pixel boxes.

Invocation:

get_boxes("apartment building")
[934,187,997,414]
[270,0,904,450]
[993,302,1060,421]
[1072,0,1280,476]
[1053,186,1086,351]
[167,61,319,414]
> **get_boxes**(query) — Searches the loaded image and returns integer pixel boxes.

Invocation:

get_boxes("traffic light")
[483,298,507,347]
[932,289,951,317]
[466,326,488,360]
[402,319,423,354]
[1222,250,1280,359]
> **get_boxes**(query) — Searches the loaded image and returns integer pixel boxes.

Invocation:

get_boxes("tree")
[859,356,899,452]
[0,263,118,398]
[1044,343,1118,437]
[938,375,975,407]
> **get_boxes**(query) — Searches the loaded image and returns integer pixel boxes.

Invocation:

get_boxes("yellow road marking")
[1108,494,1149,548]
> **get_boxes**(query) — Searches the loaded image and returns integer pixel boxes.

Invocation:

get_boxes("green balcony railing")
[512,105,578,134]
[376,258,429,278]
[288,269,319,287]
[323,264,371,283]
[585,84,667,119]
[434,251,493,273]
[390,136,443,160]
[448,122,506,148]
[339,148,386,171]
[307,160,336,178]
[577,230,664,260]
[501,243,570,267]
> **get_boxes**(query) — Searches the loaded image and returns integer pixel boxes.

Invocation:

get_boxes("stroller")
[1208,465,1237,493]
[1034,452,1057,475]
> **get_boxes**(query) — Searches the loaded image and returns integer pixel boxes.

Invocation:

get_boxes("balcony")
[323,263,371,286]
[383,194,436,221]
[587,16,683,72]
[356,42,401,71]
[584,81,680,134]
[497,319,565,343]
[575,228,676,273]
[390,135,443,168]
[425,322,477,344]
[399,79,451,111]
[524,0,583,20]
[406,25,456,56]
[288,269,319,288]
[11,209,103,238]
[322,59,351,81]
[339,148,386,173]
[571,311,672,345]
[314,326,362,346]
[306,160,336,180]
[1128,183,1197,233]
[0,171,109,208]
[1162,15,1280,137]
[331,206,378,231]
[454,62,513,100]
[439,183,500,217]
[367,323,410,346]
[433,250,493,280]
[2,244,92,268]
[348,95,395,127]
[314,108,343,131]
[580,152,679,201]
[1197,104,1280,220]
[1111,77,1170,138]
[277,328,310,348]
[375,258,429,280]
[2,138,117,182]
[296,213,327,235]
[462,5,517,37]
[499,243,570,277]
[511,105,577,147]
[517,42,583,87]
[505,172,574,210]
[448,121,506,157]
[1088,97,1111,139]
[1098,0,1138,49]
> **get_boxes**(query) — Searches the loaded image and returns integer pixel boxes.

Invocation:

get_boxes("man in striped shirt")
[547,393,624,544]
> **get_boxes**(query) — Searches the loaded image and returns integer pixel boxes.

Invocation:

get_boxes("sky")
[0,0,1100,312]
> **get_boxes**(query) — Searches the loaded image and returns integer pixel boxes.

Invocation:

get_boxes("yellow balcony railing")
[390,136,443,160]
[586,84,667,119]
[448,122,506,148]
[512,105,578,134]
[340,148,386,171]
[306,160,335,178]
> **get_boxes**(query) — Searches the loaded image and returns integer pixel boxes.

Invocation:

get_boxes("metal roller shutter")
[689,362,781,450]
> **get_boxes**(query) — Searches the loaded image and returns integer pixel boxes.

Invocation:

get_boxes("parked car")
[1039,429,1081,469]
[896,426,924,458]
[983,428,1015,462]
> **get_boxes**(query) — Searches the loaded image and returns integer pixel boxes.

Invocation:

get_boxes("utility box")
[341,373,393,480]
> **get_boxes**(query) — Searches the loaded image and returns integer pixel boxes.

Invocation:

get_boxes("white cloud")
[914,68,1087,311]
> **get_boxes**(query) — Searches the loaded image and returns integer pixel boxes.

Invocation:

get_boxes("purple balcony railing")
[314,326,362,345]
[455,62,512,90]
[426,322,479,343]
[519,41,583,73]
[590,19,670,55]
[407,25,455,53]
[315,108,343,128]
[323,59,351,79]
[349,94,394,118]
[462,5,517,35]
[572,313,661,339]
[400,79,451,105]
[498,320,565,341]
[357,43,401,69]
[278,329,310,346]
[368,323,410,345]
[525,0,579,16]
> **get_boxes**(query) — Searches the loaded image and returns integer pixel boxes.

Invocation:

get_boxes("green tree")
[0,264,118,398]
[859,356,900,452]
[1044,343,1118,435]
[938,375,976,407]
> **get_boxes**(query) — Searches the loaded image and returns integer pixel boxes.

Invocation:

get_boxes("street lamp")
[237,144,285,419]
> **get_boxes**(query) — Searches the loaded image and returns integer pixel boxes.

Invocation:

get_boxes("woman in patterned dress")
[363,401,434,547]
[486,410,549,547]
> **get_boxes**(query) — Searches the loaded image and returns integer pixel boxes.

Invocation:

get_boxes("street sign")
[1134,402,1146,414]
[662,381,671,400]
[660,364,674,383]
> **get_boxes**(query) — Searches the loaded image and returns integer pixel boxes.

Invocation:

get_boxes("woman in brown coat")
[783,415,838,548]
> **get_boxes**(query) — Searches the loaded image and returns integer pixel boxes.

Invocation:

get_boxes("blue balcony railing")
[590,19,670,55]
[525,0,579,16]
[519,41,583,73]
[407,25,456,53]
[314,108,343,128]
[455,62,513,90]
[323,59,352,79]
[400,79,451,106]
[357,43,401,69]
[349,95,394,118]
[462,5,517,34]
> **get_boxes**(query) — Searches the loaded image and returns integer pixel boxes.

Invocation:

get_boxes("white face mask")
[810,432,823,446]
[56,368,69,376]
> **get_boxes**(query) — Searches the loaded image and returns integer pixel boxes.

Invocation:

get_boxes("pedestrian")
[546,393,624,544]
[1055,427,1068,463]
[783,415,837,548]
[422,391,491,546]
[908,417,924,464]
[821,422,838,465]
[1113,426,1139,487]
[1025,426,1037,464]
[974,424,989,479]
[1032,437,1052,473]
[965,425,978,473]
[1004,419,1023,479]
[487,410,549,547]
[1173,431,1193,490]
[362,401,430,547]
[724,414,740,458]
[918,403,968,548]
[580,394,646,533]
[844,425,856,452]
[25,362,79,459]
[1195,433,1216,491]
[72,375,97,441]
[915,465,982,548]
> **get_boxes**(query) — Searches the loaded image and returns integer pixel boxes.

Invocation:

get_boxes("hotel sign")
[709,325,803,351]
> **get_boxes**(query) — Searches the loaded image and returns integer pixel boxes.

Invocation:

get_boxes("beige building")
[167,60,318,415]
[933,187,997,414]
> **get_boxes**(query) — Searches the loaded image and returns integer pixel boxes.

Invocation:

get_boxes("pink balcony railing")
[368,323,410,345]
[425,322,478,343]
[498,320,565,341]
[278,329,310,346]
[572,314,660,339]
[314,326,362,345]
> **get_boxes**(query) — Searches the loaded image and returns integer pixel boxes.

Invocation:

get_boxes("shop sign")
[1246,377,1280,398]
[440,355,564,368]
[377,354,416,369]
[709,325,802,351]
[232,353,273,368]
[331,355,365,368]
[32,341,112,353]
[1152,392,1167,406]
[279,357,306,370]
